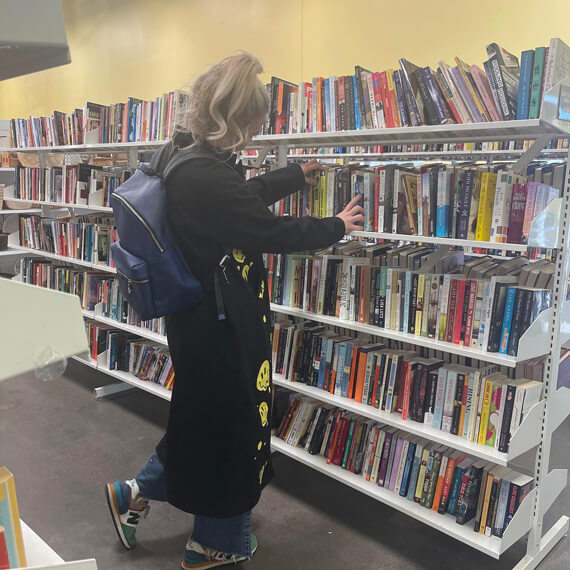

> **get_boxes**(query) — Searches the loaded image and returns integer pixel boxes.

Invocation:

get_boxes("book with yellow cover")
[477,377,495,445]
[475,172,498,241]
[0,467,26,568]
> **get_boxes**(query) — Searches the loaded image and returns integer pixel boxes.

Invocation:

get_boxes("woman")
[106,52,363,569]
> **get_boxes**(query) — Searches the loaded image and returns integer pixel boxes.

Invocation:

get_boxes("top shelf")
[249,120,570,150]
[3,120,569,154]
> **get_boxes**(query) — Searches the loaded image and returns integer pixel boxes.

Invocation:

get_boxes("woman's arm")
[245,163,306,206]
[169,159,345,254]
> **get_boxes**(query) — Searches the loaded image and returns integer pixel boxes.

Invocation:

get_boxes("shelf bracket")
[509,134,552,175]
[276,143,288,169]
[253,149,269,169]
[93,382,135,400]
[128,148,138,171]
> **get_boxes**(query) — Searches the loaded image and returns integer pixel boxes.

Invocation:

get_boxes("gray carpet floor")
[0,359,568,569]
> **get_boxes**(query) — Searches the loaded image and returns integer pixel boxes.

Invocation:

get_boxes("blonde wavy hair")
[176,51,269,152]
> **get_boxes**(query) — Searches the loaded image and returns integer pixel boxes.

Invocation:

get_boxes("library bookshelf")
[4,116,570,569]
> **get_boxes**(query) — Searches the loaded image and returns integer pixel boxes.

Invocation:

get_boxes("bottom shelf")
[21,519,64,565]
[72,355,172,401]
[271,436,527,559]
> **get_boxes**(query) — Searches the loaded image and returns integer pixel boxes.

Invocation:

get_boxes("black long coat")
[156,139,345,517]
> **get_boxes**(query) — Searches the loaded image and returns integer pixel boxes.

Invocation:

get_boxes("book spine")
[499,287,517,354]
[477,379,494,445]
[377,431,394,486]
[416,69,440,125]
[498,384,516,452]
[529,47,546,119]
[507,183,527,244]
[437,456,457,514]
[425,67,451,123]
[486,383,503,447]
[489,54,512,120]
[392,71,410,127]
[517,50,534,120]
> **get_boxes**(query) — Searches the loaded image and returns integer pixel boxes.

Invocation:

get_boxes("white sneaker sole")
[105,483,135,550]
[181,543,257,569]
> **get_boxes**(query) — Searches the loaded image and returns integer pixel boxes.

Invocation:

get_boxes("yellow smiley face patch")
[259,401,269,427]
[232,248,246,263]
[256,360,270,391]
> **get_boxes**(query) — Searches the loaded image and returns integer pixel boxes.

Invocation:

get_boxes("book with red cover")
[401,360,419,420]
[279,399,300,439]
[394,357,411,413]
[354,344,383,403]
[463,280,478,347]
[332,417,351,466]
[326,411,345,464]
[347,345,362,400]
[379,71,395,128]
[438,452,466,513]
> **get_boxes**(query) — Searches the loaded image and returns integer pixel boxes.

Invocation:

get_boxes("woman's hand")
[300,160,325,186]
[336,194,364,233]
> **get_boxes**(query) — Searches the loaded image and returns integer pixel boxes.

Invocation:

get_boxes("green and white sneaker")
[181,534,258,569]
[105,479,150,550]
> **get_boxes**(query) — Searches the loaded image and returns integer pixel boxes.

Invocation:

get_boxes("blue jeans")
[135,452,253,558]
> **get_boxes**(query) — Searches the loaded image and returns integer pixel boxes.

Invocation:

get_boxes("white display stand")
[21,520,96,569]
[0,279,88,381]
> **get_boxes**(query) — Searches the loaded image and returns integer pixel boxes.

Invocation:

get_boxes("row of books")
[269,163,562,244]
[264,38,570,135]
[266,251,552,356]
[14,164,131,208]
[19,258,166,337]
[18,214,117,269]
[275,395,534,535]
[273,320,542,453]
[86,322,174,390]
[9,91,187,148]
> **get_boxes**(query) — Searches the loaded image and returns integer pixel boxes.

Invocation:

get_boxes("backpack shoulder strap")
[148,142,174,175]
[163,146,215,181]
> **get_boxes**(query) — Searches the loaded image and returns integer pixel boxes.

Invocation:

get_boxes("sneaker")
[105,479,150,550]
[181,534,258,569]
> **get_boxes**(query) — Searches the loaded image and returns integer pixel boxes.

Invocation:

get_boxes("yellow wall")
[2,0,570,117]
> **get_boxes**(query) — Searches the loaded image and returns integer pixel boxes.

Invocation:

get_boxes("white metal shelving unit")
[7,111,570,569]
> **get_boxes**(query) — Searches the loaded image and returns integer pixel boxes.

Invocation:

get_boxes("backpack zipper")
[117,268,151,294]
[113,193,165,253]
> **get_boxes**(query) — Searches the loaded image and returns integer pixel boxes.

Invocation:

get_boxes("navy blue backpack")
[110,143,207,321]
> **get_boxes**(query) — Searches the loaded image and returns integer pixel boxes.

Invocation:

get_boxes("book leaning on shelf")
[18,258,166,337]
[266,245,553,357]
[85,322,174,390]
[274,394,534,536]
[272,319,543,454]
